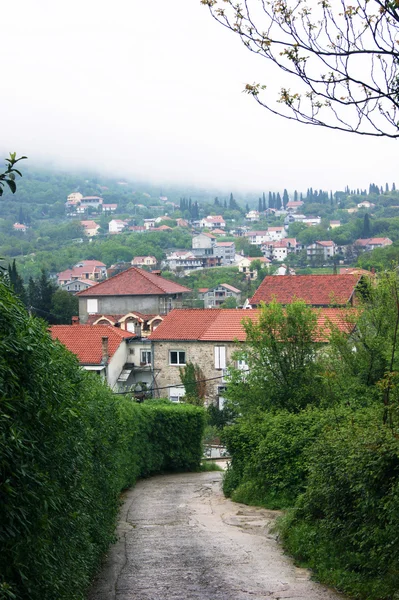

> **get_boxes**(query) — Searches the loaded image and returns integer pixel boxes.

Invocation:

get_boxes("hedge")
[279,407,399,600]
[0,281,205,600]
[222,407,350,509]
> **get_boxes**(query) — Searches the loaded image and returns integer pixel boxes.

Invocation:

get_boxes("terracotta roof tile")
[76,267,191,297]
[50,325,135,365]
[250,274,360,306]
[148,308,355,343]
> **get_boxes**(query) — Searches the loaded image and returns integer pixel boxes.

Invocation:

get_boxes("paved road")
[88,471,344,600]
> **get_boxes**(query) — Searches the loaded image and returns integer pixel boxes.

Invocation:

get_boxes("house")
[87,311,163,336]
[176,218,189,228]
[80,196,103,209]
[262,238,297,261]
[131,256,157,267]
[215,241,236,265]
[102,204,118,212]
[203,284,241,308]
[357,201,375,209]
[67,192,83,205]
[307,241,336,261]
[212,228,227,236]
[144,219,156,230]
[57,260,107,286]
[199,215,226,229]
[109,219,127,234]
[165,251,202,272]
[152,225,172,231]
[13,223,28,232]
[303,216,321,226]
[76,267,191,323]
[237,256,270,280]
[81,220,100,237]
[250,274,361,307]
[50,324,137,391]
[245,210,260,222]
[155,216,173,224]
[330,220,341,229]
[266,226,287,241]
[354,237,393,251]
[286,201,304,212]
[149,307,354,405]
[244,230,269,245]
[61,279,98,294]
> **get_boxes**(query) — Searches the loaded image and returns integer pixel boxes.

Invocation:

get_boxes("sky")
[1,0,397,194]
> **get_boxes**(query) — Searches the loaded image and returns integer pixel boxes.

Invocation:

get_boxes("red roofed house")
[57,260,107,286]
[13,223,28,232]
[81,220,101,237]
[261,238,297,261]
[199,215,226,229]
[50,324,138,390]
[354,238,393,251]
[307,240,337,261]
[76,267,191,323]
[149,308,354,405]
[131,256,157,267]
[250,274,361,307]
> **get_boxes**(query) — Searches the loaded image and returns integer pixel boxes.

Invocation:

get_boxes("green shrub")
[279,406,399,600]
[222,407,349,509]
[0,280,205,600]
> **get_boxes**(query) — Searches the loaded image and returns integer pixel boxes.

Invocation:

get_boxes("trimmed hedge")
[0,281,205,600]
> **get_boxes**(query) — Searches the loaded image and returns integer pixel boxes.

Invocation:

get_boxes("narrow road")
[88,471,344,600]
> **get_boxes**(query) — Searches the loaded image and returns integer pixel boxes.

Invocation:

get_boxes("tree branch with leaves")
[0,152,27,196]
[201,0,399,137]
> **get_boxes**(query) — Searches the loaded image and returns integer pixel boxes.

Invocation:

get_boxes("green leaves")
[0,153,27,197]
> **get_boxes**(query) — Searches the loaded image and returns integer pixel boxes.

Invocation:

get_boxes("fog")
[1,0,397,193]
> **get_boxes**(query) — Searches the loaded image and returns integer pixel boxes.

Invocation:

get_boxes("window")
[214,346,226,370]
[87,299,98,314]
[140,351,151,365]
[169,351,186,365]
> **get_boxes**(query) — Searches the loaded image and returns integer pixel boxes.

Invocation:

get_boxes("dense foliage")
[221,274,399,599]
[0,280,205,600]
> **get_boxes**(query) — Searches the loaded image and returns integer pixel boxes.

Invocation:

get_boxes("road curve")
[88,471,344,600]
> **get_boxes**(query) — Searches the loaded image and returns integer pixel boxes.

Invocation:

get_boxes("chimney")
[101,336,109,364]
[72,316,80,325]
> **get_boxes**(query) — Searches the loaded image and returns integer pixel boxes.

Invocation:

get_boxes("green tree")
[51,289,79,324]
[201,1,399,138]
[362,213,372,238]
[227,299,324,415]
[0,153,27,196]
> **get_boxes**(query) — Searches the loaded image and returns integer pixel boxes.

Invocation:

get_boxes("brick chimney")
[72,316,80,325]
[101,336,109,364]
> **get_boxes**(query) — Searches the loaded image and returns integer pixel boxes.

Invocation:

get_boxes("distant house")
[266,226,286,241]
[215,241,236,265]
[149,308,353,405]
[262,238,297,262]
[67,192,83,205]
[286,201,304,212]
[307,240,336,261]
[357,201,375,209]
[250,274,361,307]
[80,220,100,237]
[203,283,241,308]
[143,219,156,230]
[330,220,341,229]
[212,228,227,236]
[57,260,107,286]
[244,230,269,245]
[199,215,226,229]
[191,232,233,267]
[76,267,191,323]
[80,196,103,209]
[303,216,321,226]
[245,210,260,222]
[131,256,157,267]
[176,218,189,228]
[166,250,202,272]
[109,219,127,234]
[152,225,172,231]
[102,204,118,212]
[354,237,393,251]
[13,223,28,232]
[61,279,98,294]
[237,256,270,280]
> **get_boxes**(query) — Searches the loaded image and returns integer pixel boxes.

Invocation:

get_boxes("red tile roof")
[76,267,191,297]
[250,274,360,306]
[148,308,355,343]
[50,325,135,365]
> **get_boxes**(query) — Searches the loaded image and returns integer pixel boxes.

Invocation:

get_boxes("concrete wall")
[152,340,238,406]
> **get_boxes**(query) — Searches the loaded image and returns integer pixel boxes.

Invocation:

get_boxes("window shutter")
[214,346,226,369]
